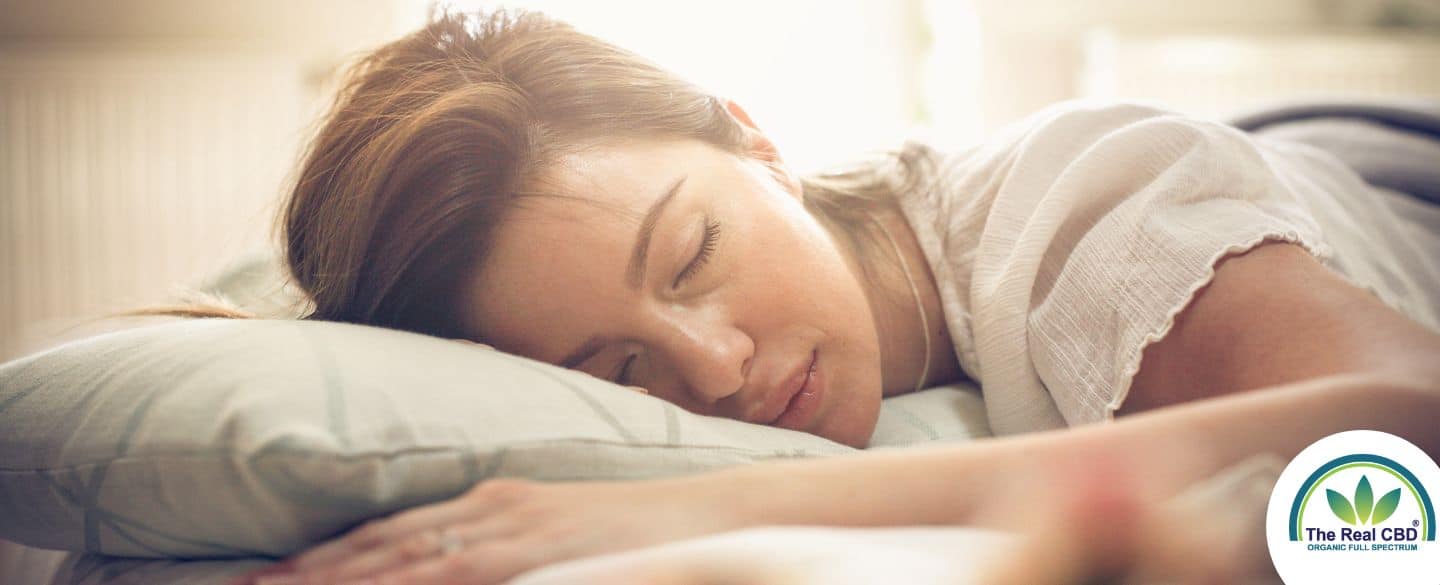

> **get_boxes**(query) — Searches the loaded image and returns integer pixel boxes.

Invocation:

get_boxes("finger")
[291,498,483,571]
[306,521,520,584]
[306,528,448,583]
[357,542,537,585]
[227,559,295,585]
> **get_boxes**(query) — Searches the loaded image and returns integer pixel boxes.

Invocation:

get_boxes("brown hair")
[113,7,941,341]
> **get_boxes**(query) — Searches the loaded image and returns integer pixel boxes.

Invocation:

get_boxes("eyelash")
[674,218,721,288]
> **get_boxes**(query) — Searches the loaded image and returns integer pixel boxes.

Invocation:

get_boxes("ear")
[719,97,803,200]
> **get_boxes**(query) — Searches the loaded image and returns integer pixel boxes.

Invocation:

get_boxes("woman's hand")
[237,476,745,585]
[974,452,1280,585]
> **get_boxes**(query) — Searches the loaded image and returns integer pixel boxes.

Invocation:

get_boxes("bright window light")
[433,0,939,173]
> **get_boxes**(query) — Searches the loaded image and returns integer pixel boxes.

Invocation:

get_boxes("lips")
[772,352,822,431]
[752,350,817,425]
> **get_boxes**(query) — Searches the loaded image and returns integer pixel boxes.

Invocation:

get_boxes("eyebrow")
[559,175,687,370]
[626,175,687,291]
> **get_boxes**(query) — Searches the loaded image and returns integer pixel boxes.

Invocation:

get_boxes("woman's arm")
[1121,240,1440,413]
[252,370,1432,585]
[698,369,1437,532]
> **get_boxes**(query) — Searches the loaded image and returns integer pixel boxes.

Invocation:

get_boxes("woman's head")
[463,130,884,447]
[282,8,940,448]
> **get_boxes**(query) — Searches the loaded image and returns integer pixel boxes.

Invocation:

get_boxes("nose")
[657,308,753,406]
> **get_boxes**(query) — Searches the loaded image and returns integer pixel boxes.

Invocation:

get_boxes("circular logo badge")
[1266,430,1440,584]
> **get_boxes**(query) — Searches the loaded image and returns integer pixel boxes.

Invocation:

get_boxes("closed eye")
[674,217,720,288]
[605,219,719,385]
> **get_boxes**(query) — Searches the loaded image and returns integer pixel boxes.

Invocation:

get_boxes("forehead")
[530,137,720,221]
[461,138,729,352]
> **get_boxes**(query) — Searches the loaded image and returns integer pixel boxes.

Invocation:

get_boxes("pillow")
[0,318,991,558]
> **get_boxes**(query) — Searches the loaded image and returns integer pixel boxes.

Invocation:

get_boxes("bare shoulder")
[1117,240,1440,416]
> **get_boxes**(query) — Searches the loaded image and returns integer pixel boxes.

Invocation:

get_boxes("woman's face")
[460,137,884,449]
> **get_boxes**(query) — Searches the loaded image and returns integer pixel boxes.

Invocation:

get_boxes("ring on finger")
[435,527,466,556]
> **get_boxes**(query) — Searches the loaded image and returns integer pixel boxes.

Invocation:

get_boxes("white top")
[896,100,1440,436]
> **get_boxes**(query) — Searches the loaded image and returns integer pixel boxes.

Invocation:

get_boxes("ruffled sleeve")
[961,101,1334,435]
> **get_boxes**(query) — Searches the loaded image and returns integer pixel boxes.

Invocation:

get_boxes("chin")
[831,423,876,449]
[822,397,881,449]
[839,432,873,450]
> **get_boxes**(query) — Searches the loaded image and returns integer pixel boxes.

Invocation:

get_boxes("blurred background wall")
[1,0,1438,362]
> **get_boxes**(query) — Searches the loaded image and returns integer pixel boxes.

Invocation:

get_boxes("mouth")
[770,349,822,431]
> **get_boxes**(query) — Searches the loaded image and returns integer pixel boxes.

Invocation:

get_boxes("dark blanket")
[1228,99,1440,205]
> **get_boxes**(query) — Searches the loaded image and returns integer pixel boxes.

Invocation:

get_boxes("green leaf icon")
[1328,489,1357,525]
[1372,488,1402,525]
[1355,475,1374,524]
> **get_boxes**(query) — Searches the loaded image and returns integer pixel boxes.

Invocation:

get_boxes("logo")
[1267,430,1440,584]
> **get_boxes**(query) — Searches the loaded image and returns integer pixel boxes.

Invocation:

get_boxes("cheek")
[738,199,857,296]
[730,191,881,355]
[760,208,882,360]
[787,223,876,336]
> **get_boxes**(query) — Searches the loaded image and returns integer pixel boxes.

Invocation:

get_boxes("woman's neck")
[863,207,964,396]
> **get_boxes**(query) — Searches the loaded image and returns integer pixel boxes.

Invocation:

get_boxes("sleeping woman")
[189,7,1440,585]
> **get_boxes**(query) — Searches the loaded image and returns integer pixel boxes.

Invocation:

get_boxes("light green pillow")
[0,318,989,558]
